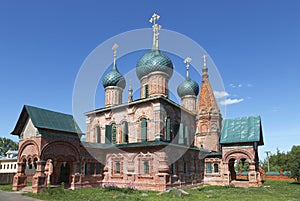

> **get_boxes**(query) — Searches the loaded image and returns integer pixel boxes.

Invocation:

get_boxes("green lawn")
[1,180,299,201]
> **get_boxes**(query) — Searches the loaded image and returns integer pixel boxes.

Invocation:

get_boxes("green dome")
[177,78,199,98]
[102,67,126,89]
[136,49,173,80]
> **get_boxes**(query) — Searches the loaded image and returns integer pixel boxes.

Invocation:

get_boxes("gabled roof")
[220,116,264,145]
[11,105,83,135]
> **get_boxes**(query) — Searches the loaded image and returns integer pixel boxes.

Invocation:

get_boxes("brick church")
[11,13,264,193]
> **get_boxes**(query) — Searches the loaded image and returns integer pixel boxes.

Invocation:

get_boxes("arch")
[18,140,40,162]
[40,141,80,162]
[223,149,253,164]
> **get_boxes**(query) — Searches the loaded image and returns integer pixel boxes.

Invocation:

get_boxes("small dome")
[102,67,126,89]
[136,49,173,80]
[177,78,199,98]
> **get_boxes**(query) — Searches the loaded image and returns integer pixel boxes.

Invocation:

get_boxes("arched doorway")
[59,162,70,185]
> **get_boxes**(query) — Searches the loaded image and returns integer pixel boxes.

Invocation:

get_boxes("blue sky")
[0,1,299,160]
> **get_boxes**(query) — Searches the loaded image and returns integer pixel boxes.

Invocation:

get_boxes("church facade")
[11,13,264,193]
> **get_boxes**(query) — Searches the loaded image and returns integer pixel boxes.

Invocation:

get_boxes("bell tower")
[195,55,222,151]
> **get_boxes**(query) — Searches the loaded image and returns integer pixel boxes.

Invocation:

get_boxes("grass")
[0,183,13,191]
[1,180,299,201]
[0,182,31,192]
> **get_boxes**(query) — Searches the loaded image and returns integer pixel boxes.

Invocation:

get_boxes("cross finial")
[149,13,160,25]
[203,54,207,69]
[112,43,118,69]
[149,13,161,50]
[184,57,192,79]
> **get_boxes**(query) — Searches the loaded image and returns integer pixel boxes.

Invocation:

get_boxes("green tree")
[287,145,300,182]
[262,149,289,172]
[0,137,18,156]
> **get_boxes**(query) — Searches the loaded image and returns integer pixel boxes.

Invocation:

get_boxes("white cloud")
[214,91,229,99]
[220,98,244,105]
[238,84,242,88]
[229,83,236,88]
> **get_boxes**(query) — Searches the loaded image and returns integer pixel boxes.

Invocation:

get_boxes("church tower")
[195,55,222,151]
[102,43,126,106]
[177,57,199,113]
[136,13,173,98]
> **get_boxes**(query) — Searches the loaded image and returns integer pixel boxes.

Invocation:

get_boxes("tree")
[261,149,289,172]
[287,145,300,182]
[0,137,18,156]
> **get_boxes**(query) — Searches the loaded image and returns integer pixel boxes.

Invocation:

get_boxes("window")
[90,163,95,175]
[84,163,88,175]
[184,125,189,145]
[183,162,188,174]
[206,163,212,173]
[166,117,171,141]
[14,164,16,169]
[0,165,2,169]
[96,163,101,174]
[112,124,116,144]
[144,85,148,98]
[173,123,180,143]
[141,118,147,142]
[143,161,149,174]
[179,123,184,144]
[214,163,219,173]
[105,125,112,144]
[115,162,120,174]
[96,126,101,143]
[122,121,129,143]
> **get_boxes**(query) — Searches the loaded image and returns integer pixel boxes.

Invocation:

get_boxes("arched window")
[105,125,112,144]
[143,161,149,174]
[112,124,116,144]
[144,85,149,98]
[141,118,147,142]
[96,126,101,143]
[214,163,219,173]
[105,124,116,144]
[115,162,120,174]
[122,121,129,143]
[166,117,171,141]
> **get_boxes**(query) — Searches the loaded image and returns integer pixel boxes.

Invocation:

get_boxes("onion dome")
[177,78,199,98]
[102,43,126,89]
[136,13,173,80]
[102,67,126,89]
[136,49,173,80]
[177,57,199,98]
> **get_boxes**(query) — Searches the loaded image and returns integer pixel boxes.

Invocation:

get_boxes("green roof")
[11,105,83,135]
[220,116,264,145]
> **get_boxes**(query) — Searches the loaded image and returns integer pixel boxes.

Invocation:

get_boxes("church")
[11,13,264,193]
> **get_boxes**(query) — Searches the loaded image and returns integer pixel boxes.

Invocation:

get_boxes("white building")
[0,150,18,173]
